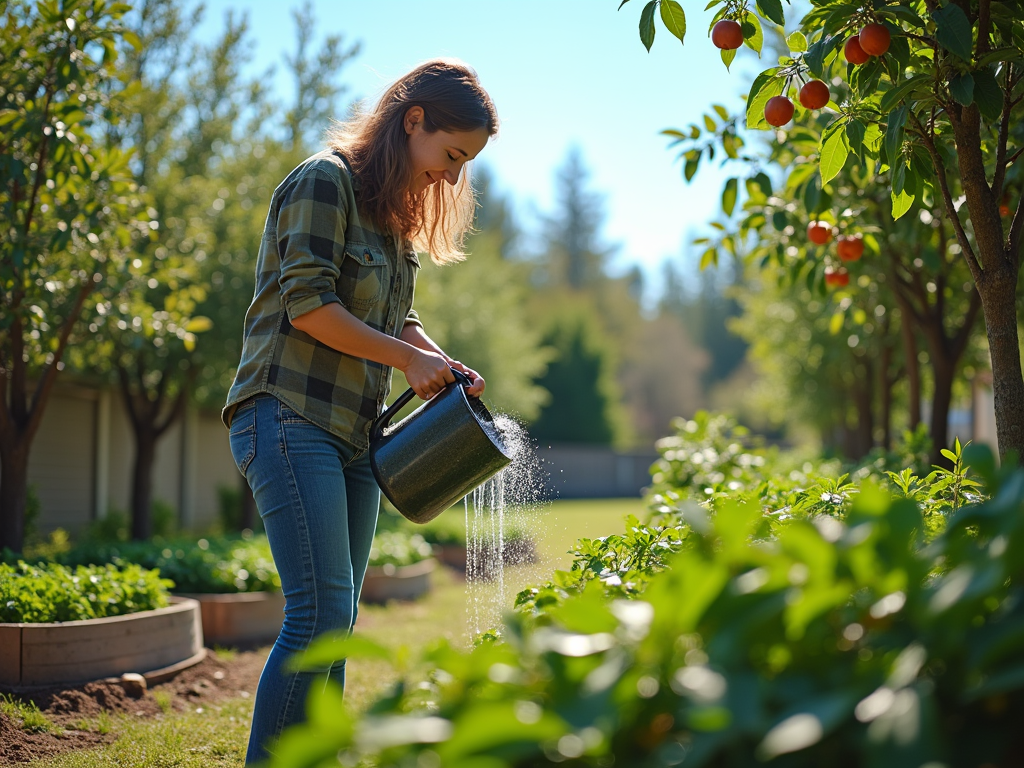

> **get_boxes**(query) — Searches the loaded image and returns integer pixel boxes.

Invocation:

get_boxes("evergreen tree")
[540,147,613,289]
[528,303,622,445]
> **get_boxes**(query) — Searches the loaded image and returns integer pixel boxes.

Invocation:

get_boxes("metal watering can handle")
[370,368,472,442]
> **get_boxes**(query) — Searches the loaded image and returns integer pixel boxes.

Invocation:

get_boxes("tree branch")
[116,361,141,431]
[916,116,983,280]
[1008,193,1024,269]
[24,281,94,444]
[155,367,194,438]
[992,65,1013,199]
[976,0,991,56]
[22,85,55,238]
[952,287,983,361]
[10,313,27,428]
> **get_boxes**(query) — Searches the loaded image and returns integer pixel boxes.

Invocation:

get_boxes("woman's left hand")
[448,360,485,397]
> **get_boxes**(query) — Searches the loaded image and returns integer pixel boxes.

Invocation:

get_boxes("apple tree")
[669,99,986,464]
[624,0,1024,462]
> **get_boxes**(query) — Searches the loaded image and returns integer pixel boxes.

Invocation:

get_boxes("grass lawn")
[24,497,642,768]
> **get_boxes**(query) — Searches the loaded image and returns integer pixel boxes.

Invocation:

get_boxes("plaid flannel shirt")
[222,149,422,450]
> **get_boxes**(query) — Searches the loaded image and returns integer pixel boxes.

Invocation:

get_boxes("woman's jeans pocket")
[228,397,258,475]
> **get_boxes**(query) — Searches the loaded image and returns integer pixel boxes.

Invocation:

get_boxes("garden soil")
[0,646,269,764]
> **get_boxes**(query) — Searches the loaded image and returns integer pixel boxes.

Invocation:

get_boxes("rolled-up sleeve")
[404,308,422,329]
[276,168,348,322]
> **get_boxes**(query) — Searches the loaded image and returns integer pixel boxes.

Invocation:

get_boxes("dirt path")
[0,647,269,764]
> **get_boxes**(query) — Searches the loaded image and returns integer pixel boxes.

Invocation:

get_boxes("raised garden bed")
[177,590,284,647]
[360,558,436,604]
[0,596,204,688]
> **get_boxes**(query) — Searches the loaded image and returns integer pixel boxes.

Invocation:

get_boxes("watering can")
[369,369,513,524]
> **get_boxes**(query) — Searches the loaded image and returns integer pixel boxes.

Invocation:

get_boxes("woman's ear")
[404,105,424,135]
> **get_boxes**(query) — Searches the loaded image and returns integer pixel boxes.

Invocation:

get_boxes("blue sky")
[196,0,759,300]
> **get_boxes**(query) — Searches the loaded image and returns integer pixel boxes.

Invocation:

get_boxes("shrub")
[368,530,433,568]
[0,561,171,623]
[39,534,280,594]
[267,442,1023,767]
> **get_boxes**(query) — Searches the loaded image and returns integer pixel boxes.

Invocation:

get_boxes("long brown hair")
[327,59,498,264]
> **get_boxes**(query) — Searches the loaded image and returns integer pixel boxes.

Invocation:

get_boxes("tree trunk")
[879,343,894,451]
[0,440,30,553]
[977,276,1024,462]
[131,429,157,541]
[948,105,1024,463]
[898,302,922,431]
[928,356,955,469]
[852,358,875,459]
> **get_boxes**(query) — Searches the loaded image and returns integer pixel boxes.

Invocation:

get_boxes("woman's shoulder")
[290,149,358,191]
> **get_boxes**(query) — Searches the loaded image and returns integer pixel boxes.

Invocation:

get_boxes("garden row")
[0,516,475,689]
[263,413,1024,767]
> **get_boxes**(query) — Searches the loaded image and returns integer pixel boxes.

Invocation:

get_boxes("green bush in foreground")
[266,441,1023,767]
[0,561,171,623]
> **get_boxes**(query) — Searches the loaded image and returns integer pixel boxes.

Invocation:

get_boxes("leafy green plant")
[266,442,1024,767]
[0,561,171,623]
[416,513,469,548]
[368,531,434,569]
[18,533,281,594]
[649,411,770,499]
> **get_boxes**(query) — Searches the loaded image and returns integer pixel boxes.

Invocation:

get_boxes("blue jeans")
[228,394,380,765]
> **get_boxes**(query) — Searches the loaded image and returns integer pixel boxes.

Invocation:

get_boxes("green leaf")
[640,0,657,51]
[122,30,142,50]
[878,73,931,113]
[722,178,739,216]
[742,12,764,55]
[755,0,785,27]
[722,47,738,69]
[884,105,908,170]
[972,68,1003,120]
[829,310,845,335]
[877,5,925,27]
[700,247,718,270]
[949,72,975,106]
[660,0,687,42]
[804,172,821,213]
[819,120,850,184]
[704,114,717,132]
[889,35,912,69]
[892,187,915,219]
[805,34,840,79]
[185,316,213,333]
[787,31,808,53]
[753,171,773,197]
[713,104,729,121]
[288,632,395,671]
[618,0,631,9]
[932,3,974,61]
[975,47,1023,68]
[892,159,907,195]
[845,119,866,155]
[746,68,784,129]
[685,154,700,181]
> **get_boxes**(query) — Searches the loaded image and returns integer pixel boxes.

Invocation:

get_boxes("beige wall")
[27,384,97,532]
[15,383,238,535]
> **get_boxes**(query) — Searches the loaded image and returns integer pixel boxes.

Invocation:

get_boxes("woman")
[222,59,498,763]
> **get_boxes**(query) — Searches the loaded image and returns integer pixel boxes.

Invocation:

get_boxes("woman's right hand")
[402,348,455,399]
